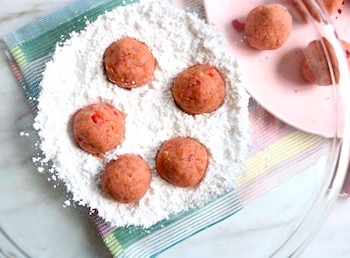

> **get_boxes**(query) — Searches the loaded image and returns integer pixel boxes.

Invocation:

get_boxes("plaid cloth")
[3,0,331,257]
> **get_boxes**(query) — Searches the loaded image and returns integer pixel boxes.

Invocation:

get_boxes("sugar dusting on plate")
[33,3,251,228]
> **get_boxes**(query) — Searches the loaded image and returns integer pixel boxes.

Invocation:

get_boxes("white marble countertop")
[0,1,349,257]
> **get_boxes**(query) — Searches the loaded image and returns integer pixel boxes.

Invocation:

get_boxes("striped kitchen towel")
[3,0,331,257]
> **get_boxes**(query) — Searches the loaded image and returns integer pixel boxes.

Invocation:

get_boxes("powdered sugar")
[34,3,250,228]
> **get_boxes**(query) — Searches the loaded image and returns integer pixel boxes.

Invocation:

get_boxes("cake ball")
[288,0,321,22]
[172,65,226,115]
[341,40,350,67]
[301,38,339,86]
[322,0,343,15]
[103,37,156,89]
[156,137,208,188]
[101,154,151,203]
[245,4,292,50]
[73,103,125,157]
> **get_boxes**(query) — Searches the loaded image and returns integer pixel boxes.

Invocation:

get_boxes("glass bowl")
[0,0,349,257]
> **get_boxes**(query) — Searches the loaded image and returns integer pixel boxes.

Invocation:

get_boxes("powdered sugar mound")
[34,3,250,228]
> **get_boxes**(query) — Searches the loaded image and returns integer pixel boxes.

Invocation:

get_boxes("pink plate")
[203,0,349,137]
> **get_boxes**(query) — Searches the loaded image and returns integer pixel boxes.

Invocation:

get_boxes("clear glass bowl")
[0,0,349,257]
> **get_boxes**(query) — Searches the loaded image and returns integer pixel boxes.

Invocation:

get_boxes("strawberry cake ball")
[341,40,350,67]
[322,0,343,15]
[103,37,156,89]
[172,64,226,115]
[73,103,125,157]
[301,38,339,86]
[101,154,151,203]
[245,4,292,50]
[156,137,208,188]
